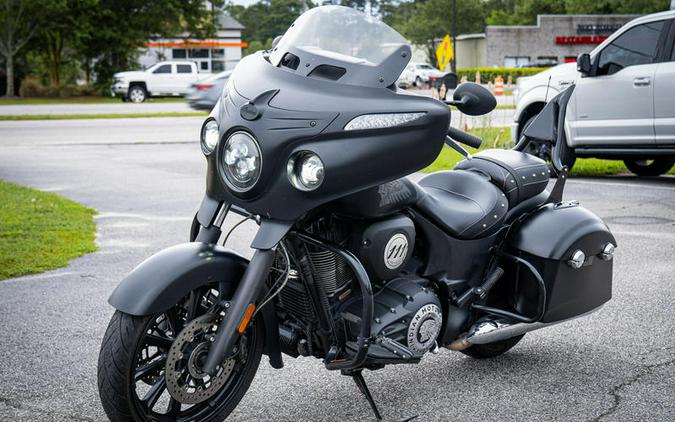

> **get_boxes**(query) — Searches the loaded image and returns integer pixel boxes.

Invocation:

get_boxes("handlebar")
[447,126,482,149]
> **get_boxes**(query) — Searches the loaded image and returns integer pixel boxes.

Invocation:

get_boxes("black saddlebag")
[505,202,616,323]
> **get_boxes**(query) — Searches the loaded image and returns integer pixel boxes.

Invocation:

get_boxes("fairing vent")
[308,65,346,81]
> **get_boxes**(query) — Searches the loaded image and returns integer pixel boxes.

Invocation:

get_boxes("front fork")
[191,197,291,374]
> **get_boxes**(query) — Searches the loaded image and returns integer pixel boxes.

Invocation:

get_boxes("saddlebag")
[505,202,616,323]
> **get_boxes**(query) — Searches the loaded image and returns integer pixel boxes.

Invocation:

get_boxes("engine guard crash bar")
[291,231,374,371]
[471,249,547,323]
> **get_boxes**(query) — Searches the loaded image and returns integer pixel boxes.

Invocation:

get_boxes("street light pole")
[451,0,457,73]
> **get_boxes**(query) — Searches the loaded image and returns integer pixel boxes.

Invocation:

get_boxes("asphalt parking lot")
[0,117,673,421]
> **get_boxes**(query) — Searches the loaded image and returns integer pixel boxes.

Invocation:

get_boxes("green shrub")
[18,77,45,97]
[75,84,97,96]
[456,67,545,84]
[58,84,80,97]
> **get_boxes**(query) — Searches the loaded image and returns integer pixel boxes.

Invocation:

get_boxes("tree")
[79,0,215,92]
[395,0,486,66]
[0,0,42,96]
[227,0,314,56]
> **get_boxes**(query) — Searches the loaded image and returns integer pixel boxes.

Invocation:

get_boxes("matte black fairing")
[204,52,450,221]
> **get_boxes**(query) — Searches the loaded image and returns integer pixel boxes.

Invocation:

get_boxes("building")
[138,12,246,73]
[455,14,639,68]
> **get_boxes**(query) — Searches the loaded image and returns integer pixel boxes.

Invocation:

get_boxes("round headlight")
[201,119,220,154]
[287,152,325,191]
[222,131,262,192]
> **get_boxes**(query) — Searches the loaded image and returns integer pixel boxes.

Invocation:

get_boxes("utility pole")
[451,0,457,73]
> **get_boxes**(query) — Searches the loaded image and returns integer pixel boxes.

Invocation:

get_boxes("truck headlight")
[222,131,261,192]
[200,118,219,154]
[287,151,324,191]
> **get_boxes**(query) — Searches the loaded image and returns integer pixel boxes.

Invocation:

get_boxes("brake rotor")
[165,314,237,404]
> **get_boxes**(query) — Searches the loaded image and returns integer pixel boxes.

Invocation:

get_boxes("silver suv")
[512,11,675,176]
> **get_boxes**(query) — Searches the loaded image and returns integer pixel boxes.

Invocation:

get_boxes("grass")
[0,112,207,121]
[0,97,186,105]
[0,180,97,281]
[422,126,675,176]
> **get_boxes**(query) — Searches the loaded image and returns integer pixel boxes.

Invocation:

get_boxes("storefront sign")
[555,35,608,45]
[576,24,622,35]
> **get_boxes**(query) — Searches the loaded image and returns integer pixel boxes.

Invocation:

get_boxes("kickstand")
[344,370,418,422]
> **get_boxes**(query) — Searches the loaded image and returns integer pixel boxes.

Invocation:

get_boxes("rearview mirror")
[452,82,496,116]
[577,53,592,76]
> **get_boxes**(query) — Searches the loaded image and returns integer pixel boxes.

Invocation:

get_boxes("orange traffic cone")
[494,76,504,96]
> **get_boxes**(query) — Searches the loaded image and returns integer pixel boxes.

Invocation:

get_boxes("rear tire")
[460,334,525,359]
[98,297,263,421]
[623,158,675,177]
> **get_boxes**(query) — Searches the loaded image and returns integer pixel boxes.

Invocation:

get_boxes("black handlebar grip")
[447,126,483,149]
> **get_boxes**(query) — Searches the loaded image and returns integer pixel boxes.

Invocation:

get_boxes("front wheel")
[623,158,675,177]
[127,85,147,103]
[98,289,263,421]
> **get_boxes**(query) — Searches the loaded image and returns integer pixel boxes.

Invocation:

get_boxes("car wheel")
[415,76,423,88]
[623,158,675,177]
[128,85,147,103]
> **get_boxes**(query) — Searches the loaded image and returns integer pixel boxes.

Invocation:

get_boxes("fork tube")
[203,248,276,375]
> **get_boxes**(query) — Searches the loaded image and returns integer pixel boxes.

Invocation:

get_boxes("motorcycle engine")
[344,276,443,357]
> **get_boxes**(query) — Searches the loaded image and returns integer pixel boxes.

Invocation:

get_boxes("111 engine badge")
[384,233,409,269]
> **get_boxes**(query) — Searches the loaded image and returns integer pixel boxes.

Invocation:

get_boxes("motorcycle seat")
[455,149,549,207]
[416,170,509,239]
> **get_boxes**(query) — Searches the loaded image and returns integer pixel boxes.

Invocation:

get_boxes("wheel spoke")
[165,308,182,335]
[135,356,167,382]
[145,334,173,350]
[185,290,201,321]
[142,375,167,410]
[168,397,182,415]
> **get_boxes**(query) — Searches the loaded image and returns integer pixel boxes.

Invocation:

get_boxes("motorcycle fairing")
[203,51,450,222]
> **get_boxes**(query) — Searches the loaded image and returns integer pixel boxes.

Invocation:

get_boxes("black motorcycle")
[98,6,615,421]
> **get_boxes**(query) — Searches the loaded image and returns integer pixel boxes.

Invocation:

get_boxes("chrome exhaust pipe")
[447,306,603,351]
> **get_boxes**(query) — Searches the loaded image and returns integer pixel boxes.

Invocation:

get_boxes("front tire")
[98,293,263,421]
[460,335,525,359]
[128,85,147,103]
[623,158,675,177]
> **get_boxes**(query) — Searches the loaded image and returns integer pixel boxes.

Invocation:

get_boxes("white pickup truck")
[111,61,201,103]
[512,11,675,176]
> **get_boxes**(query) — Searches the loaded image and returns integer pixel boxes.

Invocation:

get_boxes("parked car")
[111,61,201,103]
[398,62,445,88]
[512,11,675,176]
[185,71,232,111]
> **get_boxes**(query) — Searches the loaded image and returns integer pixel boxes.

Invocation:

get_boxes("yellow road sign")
[436,35,453,70]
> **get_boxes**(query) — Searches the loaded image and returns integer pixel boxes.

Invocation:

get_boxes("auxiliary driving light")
[200,118,220,154]
[222,131,262,192]
[288,152,325,191]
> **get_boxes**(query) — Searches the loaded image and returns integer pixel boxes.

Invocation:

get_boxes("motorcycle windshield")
[269,6,408,69]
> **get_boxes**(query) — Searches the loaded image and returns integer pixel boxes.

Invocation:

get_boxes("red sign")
[555,35,608,45]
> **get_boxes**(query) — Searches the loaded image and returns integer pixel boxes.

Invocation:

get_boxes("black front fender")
[109,242,248,315]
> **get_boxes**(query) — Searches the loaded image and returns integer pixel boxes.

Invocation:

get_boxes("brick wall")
[485,15,639,67]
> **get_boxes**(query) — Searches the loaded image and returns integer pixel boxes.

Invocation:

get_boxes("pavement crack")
[0,396,94,421]
[589,354,675,421]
